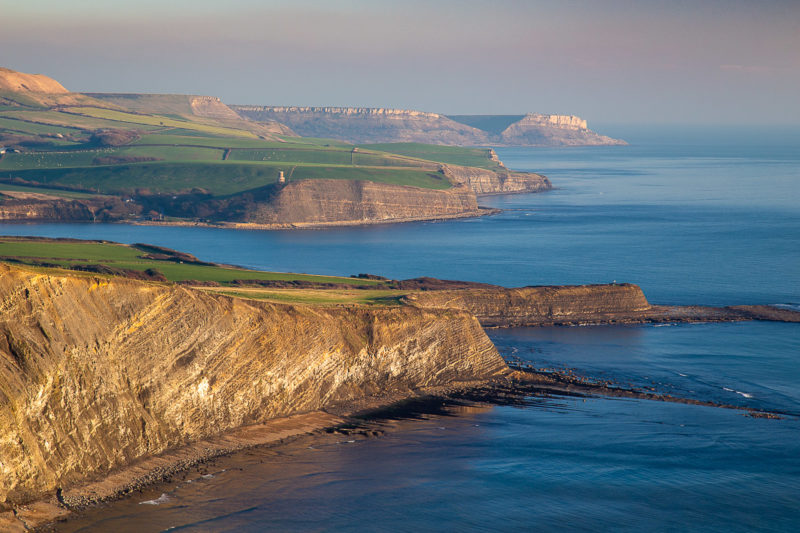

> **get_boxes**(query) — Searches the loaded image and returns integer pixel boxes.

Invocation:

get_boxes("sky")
[2,0,799,125]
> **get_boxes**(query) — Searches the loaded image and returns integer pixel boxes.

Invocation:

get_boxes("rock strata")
[241,179,484,225]
[0,264,506,508]
[404,284,800,326]
[233,106,625,147]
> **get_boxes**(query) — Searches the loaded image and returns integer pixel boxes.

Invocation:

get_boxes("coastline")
[125,207,502,231]
[16,368,793,531]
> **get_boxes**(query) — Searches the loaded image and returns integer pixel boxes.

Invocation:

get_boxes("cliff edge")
[0,264,506,508]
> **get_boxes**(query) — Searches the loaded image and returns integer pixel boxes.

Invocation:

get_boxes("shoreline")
[12,370,792,531]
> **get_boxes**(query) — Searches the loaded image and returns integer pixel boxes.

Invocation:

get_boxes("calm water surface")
[6,126,799,531]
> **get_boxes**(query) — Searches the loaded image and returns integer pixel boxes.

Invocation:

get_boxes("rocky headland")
[232,106,626,147]
[0,263,505,513]
[0,251,798,529]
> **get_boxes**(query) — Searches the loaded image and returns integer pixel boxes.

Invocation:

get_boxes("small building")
[278,170,286,184]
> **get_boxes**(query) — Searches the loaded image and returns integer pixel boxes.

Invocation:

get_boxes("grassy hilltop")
[0,70,501,204]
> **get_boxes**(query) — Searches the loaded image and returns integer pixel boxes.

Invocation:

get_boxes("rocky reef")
[0,263,506,508]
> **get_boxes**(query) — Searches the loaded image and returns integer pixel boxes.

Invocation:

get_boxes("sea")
[3,124,799,532]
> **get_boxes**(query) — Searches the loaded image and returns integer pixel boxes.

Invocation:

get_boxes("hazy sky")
[3,0,799,125]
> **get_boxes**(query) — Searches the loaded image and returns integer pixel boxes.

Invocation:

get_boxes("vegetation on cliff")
[0,67,551,227]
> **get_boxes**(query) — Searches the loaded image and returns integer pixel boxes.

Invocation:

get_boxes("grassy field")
[0,239,386,287]
[358,143,502,170]
[1,161,449,195]
[0,95,505,203]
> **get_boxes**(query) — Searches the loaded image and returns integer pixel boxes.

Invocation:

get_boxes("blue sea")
[5,125,800,532]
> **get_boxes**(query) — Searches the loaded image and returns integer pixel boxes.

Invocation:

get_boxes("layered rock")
[234,106,625,147]
[232,106,490,145]
[0,198,96,222]
[0,263,506,507]
[241,179,484,225]
[404,284,653,326]
[441,164,552,195]
[498,113,626,146]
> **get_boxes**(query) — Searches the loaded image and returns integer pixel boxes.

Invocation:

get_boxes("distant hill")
[0,67,550,228]
[83,93,294,138]
[233,106,626,147]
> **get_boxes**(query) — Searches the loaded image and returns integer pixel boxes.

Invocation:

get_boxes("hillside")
[0,67,551,227]
[233,106,626,147]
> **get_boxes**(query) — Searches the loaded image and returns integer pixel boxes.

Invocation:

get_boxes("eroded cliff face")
[0,264,506,506]
[405,284,652,326]
[241,179,483,225]
[441,164,552,195]
[232,106,490,145]
[0,199,96,222]
[499,114,626,146]
[233,106,625,147]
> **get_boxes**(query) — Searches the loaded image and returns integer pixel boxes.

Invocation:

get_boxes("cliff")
[233,106,625,147]
[441,164,552,195]
[239,179,486,226]
[405,284,654,326]
[0,263,507,507]
[497,113,626,146]
[0,198,96,222]
[404,284,800,326]
[232,106,489,145]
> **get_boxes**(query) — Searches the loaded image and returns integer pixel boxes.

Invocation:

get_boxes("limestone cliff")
[240,179,484,226]
[441,164,552,195]
[0,264,506,507]
[405,284,652,326]
[232,106,490,145]
[498,113,626,146]
[233,106,625,147]
[0,198,96,222]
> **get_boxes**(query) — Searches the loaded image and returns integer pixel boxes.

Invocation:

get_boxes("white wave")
[723,387,734,392]
[736,391,754,399]
[772,303,800,311]
[140,493,171,505]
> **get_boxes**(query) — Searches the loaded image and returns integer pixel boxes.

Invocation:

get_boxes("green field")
[1,161,448,195]
[0,239,385,286]
[0,94,505,209]
[359,143,502,170]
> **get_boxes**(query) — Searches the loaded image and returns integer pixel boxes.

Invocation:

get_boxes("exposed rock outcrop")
[404,284,800,326]
[0,263,507,507]
[240,179,486,226]
[441,164,552,195]
[0,198,96,221]
[498,113,626,146]
[233,106,625,147]
[232,106,491,145]
[405,284,652,326]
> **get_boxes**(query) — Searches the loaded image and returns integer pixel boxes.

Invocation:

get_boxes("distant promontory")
[232,106,627,147]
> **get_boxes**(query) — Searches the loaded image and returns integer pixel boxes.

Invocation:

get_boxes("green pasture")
[0,239,383,286]
[359,143,501,170]
[1,161,449,195]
